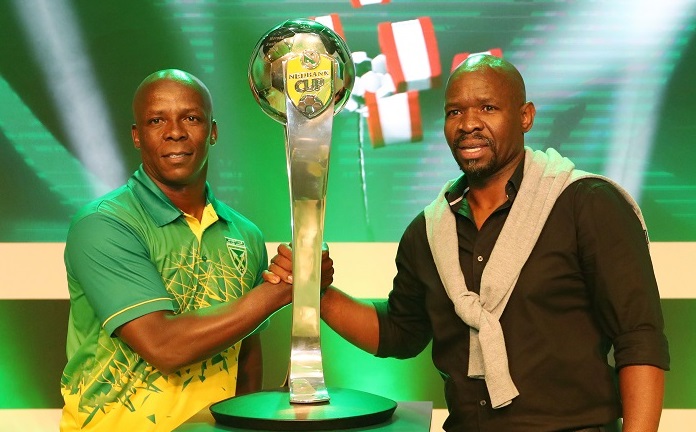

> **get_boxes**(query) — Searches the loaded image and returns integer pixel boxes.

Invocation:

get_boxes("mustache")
[454,132,491,147]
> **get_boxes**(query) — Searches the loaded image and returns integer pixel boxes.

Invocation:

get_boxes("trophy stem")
[285,96,334,404]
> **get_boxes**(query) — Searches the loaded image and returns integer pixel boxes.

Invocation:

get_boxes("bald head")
[132,69,213,120]
[447,55,527,106]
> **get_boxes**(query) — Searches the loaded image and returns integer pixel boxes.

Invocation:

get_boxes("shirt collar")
[445,156,525,214]
[128,165,226,227]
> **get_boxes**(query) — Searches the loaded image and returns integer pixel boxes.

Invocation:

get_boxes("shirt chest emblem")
[225,237,248,276]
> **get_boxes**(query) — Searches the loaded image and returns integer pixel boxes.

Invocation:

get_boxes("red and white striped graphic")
[450,48,504,71]
[378,17,441,93]
[310,13,346,40]
[364,91,422,148]
[350,0,390,7]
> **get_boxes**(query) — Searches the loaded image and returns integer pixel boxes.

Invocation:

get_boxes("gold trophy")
[210,19,396,430]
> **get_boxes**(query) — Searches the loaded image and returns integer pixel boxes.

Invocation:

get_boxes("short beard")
[453,134,497,181]
[460,156,497,182]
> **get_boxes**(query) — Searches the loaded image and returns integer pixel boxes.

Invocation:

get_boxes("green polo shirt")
[60,167,268,431]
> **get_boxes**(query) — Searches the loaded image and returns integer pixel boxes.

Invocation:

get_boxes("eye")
[445,109,460,118]
[482,105,496,112]
[185,115,200,122]
[148,118,162,125]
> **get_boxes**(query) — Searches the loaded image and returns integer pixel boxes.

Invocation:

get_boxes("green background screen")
[1,0,695,243]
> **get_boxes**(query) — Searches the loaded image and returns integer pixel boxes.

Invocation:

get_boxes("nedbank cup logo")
[286,49,332,117]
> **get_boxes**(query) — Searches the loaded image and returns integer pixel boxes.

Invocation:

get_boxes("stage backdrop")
[1,0,695,424]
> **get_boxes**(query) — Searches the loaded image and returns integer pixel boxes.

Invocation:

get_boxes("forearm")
[117,280,291,374]
[320,286,380,355]
[619,364,665,432]
[236,333,263,395]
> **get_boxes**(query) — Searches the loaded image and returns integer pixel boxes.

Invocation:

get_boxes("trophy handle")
[283,59,335,404]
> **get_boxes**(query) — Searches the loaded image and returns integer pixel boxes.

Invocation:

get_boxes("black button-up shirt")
[375,160,670,432]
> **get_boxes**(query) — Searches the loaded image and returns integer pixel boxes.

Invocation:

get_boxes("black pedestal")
[210,387,397,431]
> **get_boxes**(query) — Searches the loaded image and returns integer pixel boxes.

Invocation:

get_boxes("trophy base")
[210,387,397,431]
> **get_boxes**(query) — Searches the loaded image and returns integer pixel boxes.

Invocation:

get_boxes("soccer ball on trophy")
[248,18,355,124]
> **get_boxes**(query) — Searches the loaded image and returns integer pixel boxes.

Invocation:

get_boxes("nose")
[164,120,187,141]
[459,109,483,134]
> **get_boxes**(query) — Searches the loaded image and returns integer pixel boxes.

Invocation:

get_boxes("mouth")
[455,140,489,155]
[458,144,488,152]
[454,134,491,156]
[162,151,193,160]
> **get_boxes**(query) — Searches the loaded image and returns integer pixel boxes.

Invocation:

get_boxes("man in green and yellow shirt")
[60,69,295,431]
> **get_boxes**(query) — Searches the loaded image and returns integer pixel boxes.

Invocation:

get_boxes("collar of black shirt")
[445,157,525,214]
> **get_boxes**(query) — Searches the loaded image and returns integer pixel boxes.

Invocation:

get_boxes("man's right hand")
[263,243,334,290]
[264,243,379,355]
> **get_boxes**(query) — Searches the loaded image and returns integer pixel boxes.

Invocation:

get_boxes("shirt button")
[477,255,484,262]
[479,400,486,406]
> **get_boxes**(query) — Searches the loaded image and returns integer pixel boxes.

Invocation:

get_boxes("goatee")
[459,151,497,181]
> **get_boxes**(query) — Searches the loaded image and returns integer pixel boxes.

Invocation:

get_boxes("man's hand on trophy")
[264,243,293,284]
[319,243,335,291]
[263,243,334,292]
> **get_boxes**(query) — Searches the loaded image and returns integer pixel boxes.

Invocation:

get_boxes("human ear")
[131,124,141,149]
[520,102,536,133]
[210,120,218,145]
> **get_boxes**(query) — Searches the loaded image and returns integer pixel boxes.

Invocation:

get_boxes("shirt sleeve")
[65,212,175,335]
[574,178,670,370]
[375,213,434,359]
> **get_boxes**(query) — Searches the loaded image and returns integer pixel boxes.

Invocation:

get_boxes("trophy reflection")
[248,18,355,404]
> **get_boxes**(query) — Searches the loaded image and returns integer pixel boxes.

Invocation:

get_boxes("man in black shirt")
[267,55,669,432]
